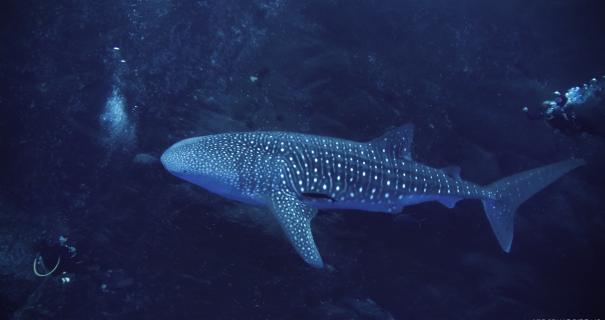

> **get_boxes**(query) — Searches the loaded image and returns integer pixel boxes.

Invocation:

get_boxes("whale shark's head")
[161,135,241,198]
[161,137,204,178]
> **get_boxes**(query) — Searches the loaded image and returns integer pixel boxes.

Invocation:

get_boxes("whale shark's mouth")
[160,143,190,174]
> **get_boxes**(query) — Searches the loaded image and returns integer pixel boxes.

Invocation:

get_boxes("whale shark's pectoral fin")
[268,189,324,268]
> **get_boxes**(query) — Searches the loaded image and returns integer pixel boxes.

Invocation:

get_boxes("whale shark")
[161,124,584,268]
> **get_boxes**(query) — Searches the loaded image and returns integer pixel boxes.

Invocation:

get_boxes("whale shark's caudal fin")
[481,159,585,252]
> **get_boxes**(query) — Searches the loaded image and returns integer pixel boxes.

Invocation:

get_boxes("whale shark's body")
[161,124,583,268]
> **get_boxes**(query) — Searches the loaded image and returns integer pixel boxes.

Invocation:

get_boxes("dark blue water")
[1,0,604,319]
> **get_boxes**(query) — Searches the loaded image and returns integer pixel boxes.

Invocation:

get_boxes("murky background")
[1,0,604,318]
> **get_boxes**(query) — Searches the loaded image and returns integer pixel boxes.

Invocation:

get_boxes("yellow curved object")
[33,254,61,277]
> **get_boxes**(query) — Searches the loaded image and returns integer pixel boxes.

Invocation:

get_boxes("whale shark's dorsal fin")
[369,124,414,160]
[268,189,324,268]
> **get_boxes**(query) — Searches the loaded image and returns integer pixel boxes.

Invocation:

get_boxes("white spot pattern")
[161,128,498,268]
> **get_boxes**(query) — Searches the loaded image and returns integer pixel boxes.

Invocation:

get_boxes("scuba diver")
[33,236,79,284]
[32,235,135,293]
[523,76,605,137]
[33,236,80,284]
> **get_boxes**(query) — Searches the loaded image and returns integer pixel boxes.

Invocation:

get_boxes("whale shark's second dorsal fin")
[369,124,414,160]
[443,166,461,179]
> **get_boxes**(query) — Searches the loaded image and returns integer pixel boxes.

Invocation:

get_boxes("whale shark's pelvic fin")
[369,123,414,160]
[269,189,323,268]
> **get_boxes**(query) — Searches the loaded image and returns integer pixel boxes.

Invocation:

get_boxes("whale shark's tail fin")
[481,159,585,252]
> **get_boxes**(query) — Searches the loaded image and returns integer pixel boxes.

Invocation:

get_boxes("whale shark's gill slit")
[301,192,336,202]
